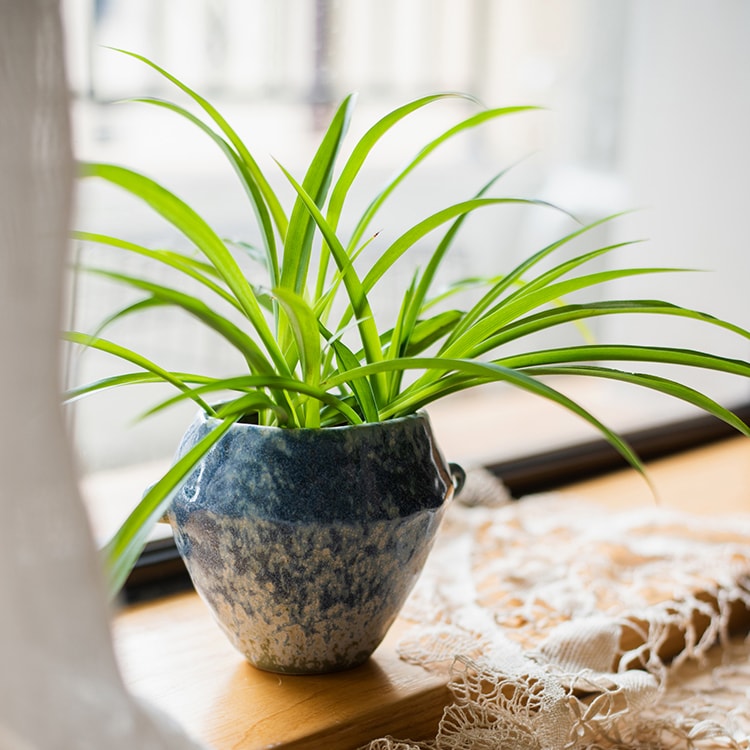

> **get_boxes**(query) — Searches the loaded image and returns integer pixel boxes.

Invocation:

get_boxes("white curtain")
[0,2,204,747]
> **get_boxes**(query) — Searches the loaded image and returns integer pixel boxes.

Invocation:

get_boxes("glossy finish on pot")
[166,412,459,674]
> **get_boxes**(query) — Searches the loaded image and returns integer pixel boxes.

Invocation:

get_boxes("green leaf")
[79,162,292,380]
[403,310,464,355]
[445,214,628,344]
[386,270,420,398]
[495,344,750,378]
[132,373,365,427]
[72,231,276,359]
[82,267,274,374]
[347,105,538,251]
[103,415,237,597]
[326,336,379,423]
[128,98,281,285]
[327,93,481,235]
[473,299,750,354]
[64,331,216,415]
[316,93,484,298]
[281,94,356,295]
[74,231,236,303]
[517,364,750,437]
[397,169,512,363]
[313,228,381,327]
[271,287,321,380]
[63,371,214,404]
[444,267,687,360]
[331,196,567,376]
[361,197,563,297]
[85,297,167,342]
[275,161,388,403]
[325,356,648,479]
[112,48,288,239]
[332,309,464,365]
[212,393,289,424]
[271,287,323,427]
[422,275,505,310]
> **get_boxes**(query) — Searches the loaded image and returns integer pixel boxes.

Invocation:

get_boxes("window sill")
[112,436,750,748]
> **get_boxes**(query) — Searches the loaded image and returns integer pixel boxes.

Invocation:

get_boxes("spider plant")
[67,51,750,596]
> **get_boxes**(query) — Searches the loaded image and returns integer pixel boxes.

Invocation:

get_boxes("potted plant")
[67,51,750,673]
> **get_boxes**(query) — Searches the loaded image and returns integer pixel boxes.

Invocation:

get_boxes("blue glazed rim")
[203,408,428,433]
[190,409,466,496]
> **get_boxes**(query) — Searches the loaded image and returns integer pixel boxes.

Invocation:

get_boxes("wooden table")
[112,437,750,749]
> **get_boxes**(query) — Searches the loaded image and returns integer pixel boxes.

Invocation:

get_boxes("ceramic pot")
[166,411,463,674]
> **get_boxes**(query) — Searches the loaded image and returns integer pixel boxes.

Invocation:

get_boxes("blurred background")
[60,0,750,492]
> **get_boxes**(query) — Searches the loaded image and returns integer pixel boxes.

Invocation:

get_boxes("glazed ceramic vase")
[165,411,463,674]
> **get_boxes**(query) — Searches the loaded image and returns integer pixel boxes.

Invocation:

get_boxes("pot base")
[178,509,440,674]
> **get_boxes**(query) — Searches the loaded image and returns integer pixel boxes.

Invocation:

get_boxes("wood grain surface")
[114,593,449,749]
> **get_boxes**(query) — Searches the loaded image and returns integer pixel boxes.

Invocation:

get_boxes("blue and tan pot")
[166,411,463,675]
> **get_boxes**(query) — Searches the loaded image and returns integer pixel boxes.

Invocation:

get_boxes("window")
[62,1,750,593]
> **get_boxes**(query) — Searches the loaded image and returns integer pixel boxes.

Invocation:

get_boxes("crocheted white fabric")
[365,485,750,750]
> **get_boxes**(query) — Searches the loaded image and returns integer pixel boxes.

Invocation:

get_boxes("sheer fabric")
[0,2,203,747]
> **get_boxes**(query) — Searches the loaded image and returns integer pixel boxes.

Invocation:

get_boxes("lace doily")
[365,477,750,750]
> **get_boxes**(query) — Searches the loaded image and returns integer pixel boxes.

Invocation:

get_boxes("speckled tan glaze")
[167,412,457,674]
